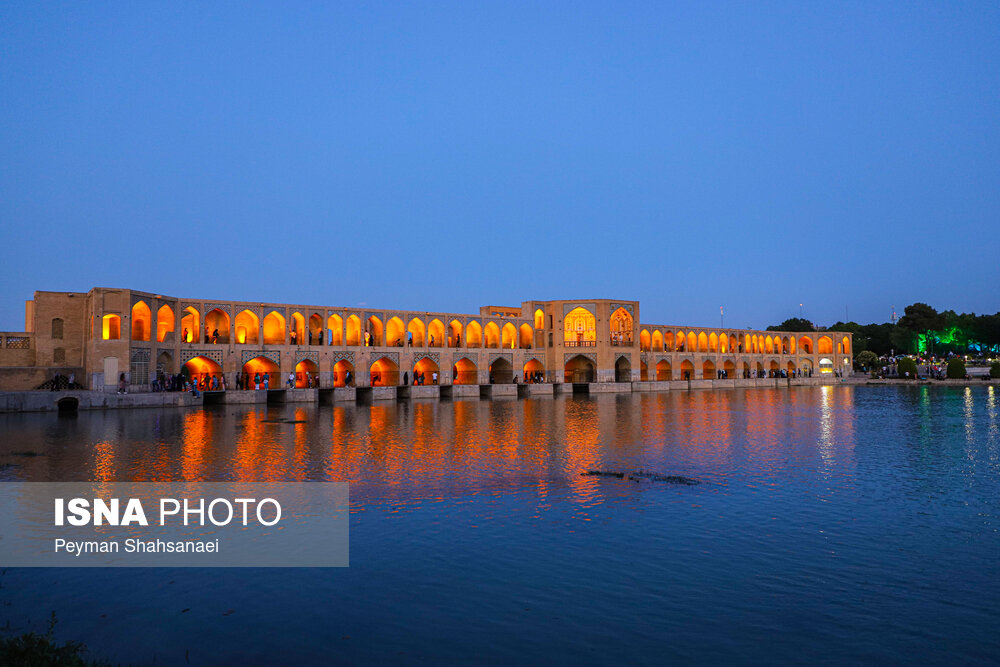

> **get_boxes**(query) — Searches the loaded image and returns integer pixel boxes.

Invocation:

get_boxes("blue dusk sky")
[1,2,998,331]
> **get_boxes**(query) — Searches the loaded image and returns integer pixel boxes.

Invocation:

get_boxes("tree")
[897,303,945,338]
[991,362,1000,379]
[947,359,967,379]
[897,357,918,378]
[855,350,878,371]
[767,318,815,332]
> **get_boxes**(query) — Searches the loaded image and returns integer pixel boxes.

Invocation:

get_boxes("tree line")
[767,304,1000,357]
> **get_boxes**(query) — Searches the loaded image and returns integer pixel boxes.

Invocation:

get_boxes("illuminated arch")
[448,320,463,347]
[564,355,595,383]
[769,360,780,372]
[656,359,672,381]
[369,356,398,386]
[680,359,695,380]
[156,304,175,342]
[466,320,482,347]
[564,307,596,344]
[333,360,354,387]
[290,312,306,345]
[652,330,663,351]
[242,356,278,387]
[519,323,533,349]
[102,314,121,340]
[489,357,513,383]
[841,336,851,354]
[664,331,674,350]
[523,359,544,381]
[501,322,517,349]
[386,317,405,347]
[610,307,633,344]
[327,314,343,346]
[308,313,323,344]
[674,331,685,351]
[703,359,716,379]
[709,332,718,353]
[180,307,199,343]
[745,334,752,353]
[787,360,797,374]
[408,317,427,347]
[698,332,708,353]
[819,357,834,374]
[534,309,544,330]
[817,336,833,354]
[720,333,729,353]
[801,359,814,373]
[296,359,318,387]
[789,336,796,354]
[205,308,230,344]
[765,336,774,354]
[131,301,151,341]
[640,329,651,351]
[453,357,478,385]
[484,322,501,349]
[366,316,383,346]
[413,356,439,383]
[263,311,286,345]
[235,310,259,344]
[345,315,361,346]
[427,318,445,347]
[799,336,813,354]
[723,359,736,375]
[183,355,222,387]
[687,332,697,351]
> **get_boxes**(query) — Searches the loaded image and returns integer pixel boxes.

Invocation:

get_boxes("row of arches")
[637,329,850,355]
[119,302,536,349]
[635,358,817,381]
[176,355,547,388]
[562,306,634,344]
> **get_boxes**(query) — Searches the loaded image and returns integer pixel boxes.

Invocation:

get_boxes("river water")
[0,385,997,664]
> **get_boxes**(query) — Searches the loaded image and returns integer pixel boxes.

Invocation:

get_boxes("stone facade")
[0,288,853,390]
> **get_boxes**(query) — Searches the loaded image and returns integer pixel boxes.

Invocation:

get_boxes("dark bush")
[947,359,967,379]
[990,361,1000,379]
[897,357,918,378]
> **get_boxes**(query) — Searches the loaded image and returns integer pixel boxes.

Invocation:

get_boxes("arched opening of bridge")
[818,336,833,354]
[466,321,482,348]
[183,355,222,389]
[564,355,595,383]
[709,332,718,353]
[534,309,544,330]
[656,360,672,381]
[328,314,343,346]
[333,360,354,387]
[263,311,286,345]
[345,315,361,346]
[386,317,405,347]
[366,316,383,346]
[564,307,596,346]
[236,310,259,344]
[453,358,477,385]
[369,356,397,386]
[720,333,729,353]
[523,359,544,383]
[428,319,445,347]
[501,323,517,349]
[448,320,463,347]
[819,358,834,374]
[519,324,533,349]
[652,330,663,351]
[615,356,632,382]
[490,357,513,383]
[308,314,323,345]
[180,307,199,343]
[703,359,716,379]
[206,309,230,344]
[640,360,648,381]
[640,329,650,351]
[156,304,175,342]
[485,322,501,349]
[131,301,150,341]
[413,357,439,384]
[664,331,674,351]
[799,336,813,354]
[243,356,279,388]
[724,360,736,376]
[787,360,797,375]
[156,351,174,376]
[610,307,633,344]
[680,360,694,381]
[296,359,318,387]
[291,312,305,345]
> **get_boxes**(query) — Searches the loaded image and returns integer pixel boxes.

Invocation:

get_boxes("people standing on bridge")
[288,372,295,388]
[403,371,409,385]
[432,371,438,385]
[212,328,219,344]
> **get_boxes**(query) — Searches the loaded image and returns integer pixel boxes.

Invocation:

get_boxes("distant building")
[0,288,853,390]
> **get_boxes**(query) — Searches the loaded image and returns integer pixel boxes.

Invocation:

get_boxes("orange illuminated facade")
[0,288,853,390]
